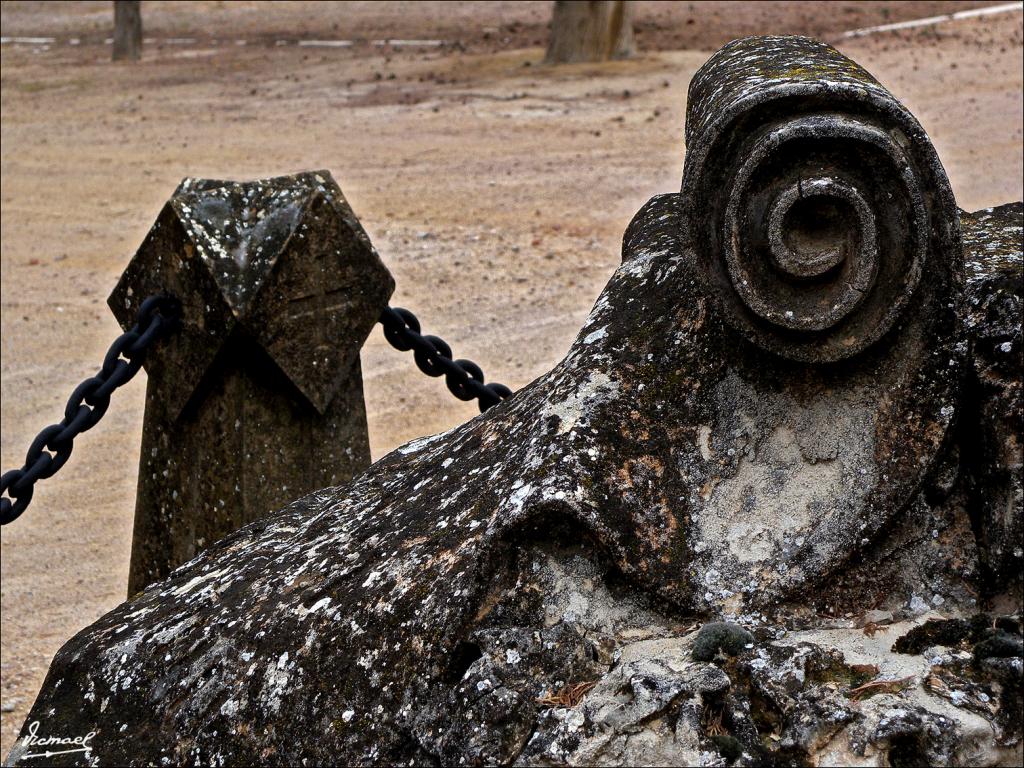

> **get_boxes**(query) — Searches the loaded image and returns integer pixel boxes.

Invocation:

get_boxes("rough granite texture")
[6,36,1022,767]
[961,203,1023,590]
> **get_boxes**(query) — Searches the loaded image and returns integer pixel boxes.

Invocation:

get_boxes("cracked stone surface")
[6,36,1022,767]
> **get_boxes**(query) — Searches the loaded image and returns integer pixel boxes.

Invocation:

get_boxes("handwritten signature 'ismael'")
[17,720,97,761]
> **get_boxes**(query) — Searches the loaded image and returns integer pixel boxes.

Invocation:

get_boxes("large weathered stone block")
[961,203,1023,590]
[7,37,1021,767]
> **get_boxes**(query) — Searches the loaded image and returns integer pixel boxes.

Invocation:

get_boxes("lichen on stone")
[6,36,1023,768]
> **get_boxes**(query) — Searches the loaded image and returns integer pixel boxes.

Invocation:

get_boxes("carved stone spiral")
[682,36,957,362]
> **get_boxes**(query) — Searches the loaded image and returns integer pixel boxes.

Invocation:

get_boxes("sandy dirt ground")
[1,0,1021,755]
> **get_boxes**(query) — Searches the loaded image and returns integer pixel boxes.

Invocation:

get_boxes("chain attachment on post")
[0,293,180,525]
[2,297,509,525]
[379,307,513,413]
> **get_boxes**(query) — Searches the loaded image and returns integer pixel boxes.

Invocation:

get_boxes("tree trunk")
[545,1,635,64]
[112,0,142,62]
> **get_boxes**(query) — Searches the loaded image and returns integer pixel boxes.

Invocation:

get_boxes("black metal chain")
[0,294,180,525]
[379,306,513,413]
[2,297,503,524]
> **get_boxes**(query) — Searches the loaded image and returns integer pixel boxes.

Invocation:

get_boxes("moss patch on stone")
[692,622,755,661]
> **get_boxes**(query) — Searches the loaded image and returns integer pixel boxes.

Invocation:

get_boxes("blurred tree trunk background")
[545,1,635,64]
[113,0,142,61]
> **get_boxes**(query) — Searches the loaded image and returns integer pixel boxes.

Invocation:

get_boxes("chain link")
[3,297,504,524]
[0,294,180,525]
[379,307,513,413]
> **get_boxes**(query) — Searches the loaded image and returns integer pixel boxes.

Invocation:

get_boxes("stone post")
[108,171,393,593]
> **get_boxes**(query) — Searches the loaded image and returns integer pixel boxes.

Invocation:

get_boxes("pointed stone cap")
[109,171,394,417]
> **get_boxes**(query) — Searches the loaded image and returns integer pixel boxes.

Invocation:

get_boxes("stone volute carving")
[7,37,1021,768]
